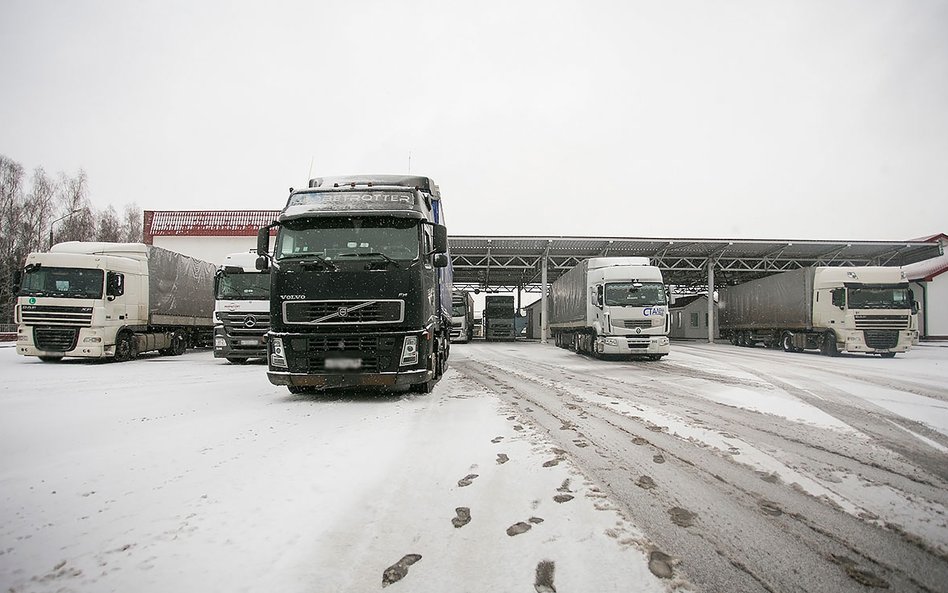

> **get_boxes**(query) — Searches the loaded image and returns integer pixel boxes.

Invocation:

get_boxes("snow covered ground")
[1,340,946,592]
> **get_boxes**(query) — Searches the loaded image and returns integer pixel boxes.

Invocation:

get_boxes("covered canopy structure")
[448,235,943,344]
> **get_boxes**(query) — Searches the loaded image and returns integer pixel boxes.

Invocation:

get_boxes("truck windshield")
[605,282,666,306]
[19,267,104,299]
[216,272,270,300]
[847,286,911,310]
[276,217,419,262]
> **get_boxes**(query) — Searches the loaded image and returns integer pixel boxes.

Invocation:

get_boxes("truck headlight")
[400,336,419,366]
[215,337,226,348]
[271,337,288,368]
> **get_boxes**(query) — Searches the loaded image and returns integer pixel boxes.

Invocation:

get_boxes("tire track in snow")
[452,353,948,593]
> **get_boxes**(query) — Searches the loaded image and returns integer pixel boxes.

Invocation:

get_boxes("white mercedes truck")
[718,266,918,357]
[550,257,670,360]
[15,242,215,362]
[214,251,270,363]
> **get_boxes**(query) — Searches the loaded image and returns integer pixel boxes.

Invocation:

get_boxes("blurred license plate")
[325,357,362,370]
[239,339,259,346]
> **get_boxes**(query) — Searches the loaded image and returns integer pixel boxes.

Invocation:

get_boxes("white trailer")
[718,266,918,357]
[213,251,270,363]
[15,242,215,361]
[550,257,670,360]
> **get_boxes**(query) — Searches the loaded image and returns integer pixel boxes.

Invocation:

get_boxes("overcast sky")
[2,0,946,241]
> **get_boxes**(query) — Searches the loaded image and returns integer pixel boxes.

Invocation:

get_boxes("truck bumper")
[840,329,915,354]
[267,369,431,390]
[16,326,112,359]
[213,326,267,360]
[598,335,670,356]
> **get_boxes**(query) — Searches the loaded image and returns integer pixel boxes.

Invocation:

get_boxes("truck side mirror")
[596,285,604,308]
[432,224,448,254]
[831,287,845,309]
[106,272,124,299]
[433,253,449,268]
[256,226,272,271]
[912,300,919,314]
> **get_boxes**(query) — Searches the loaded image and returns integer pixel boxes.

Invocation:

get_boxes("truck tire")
[226,357,249,364]
[170,330,188,356]
[781,332,795,353]
[114,331,137,362]
[821,332,839,357]
[38,355,63,362]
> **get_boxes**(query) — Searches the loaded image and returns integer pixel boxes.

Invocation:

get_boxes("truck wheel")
[38,355,63,362]
[647,354,665,361]
[781,332,795,353]
[821,332,839,357]
[226,357,249,364]
[114,332,137,362]
[880,352,896,358]
[170,330,188,356]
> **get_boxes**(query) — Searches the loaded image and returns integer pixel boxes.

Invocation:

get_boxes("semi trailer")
[451,290,475,342]
[718,266,918,357]
[15,242,215,361]
[550,257,670,360]
[214,251,270,363]
[483,295,516,341]
[256,175,452,393]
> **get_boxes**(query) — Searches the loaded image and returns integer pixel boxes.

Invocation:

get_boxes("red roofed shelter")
[143,210,280,266]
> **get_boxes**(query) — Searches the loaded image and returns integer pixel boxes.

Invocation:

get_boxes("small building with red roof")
[143,210,280,266]
[903,234,948,339]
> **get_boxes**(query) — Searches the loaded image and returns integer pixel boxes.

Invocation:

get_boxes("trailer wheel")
[114,331,137,362]
[781,332,795,353]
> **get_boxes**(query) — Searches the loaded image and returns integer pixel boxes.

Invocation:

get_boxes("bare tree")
[122,202,143,243]
[55,169,95,244]
[96,205,123,242]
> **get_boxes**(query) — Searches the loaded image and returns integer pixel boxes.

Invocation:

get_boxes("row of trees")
[1,154,143,324]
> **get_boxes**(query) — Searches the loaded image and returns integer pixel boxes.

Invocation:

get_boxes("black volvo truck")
[255,175,452,393]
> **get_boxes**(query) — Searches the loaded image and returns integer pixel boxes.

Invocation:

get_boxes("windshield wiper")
[279,253,338,270]
[336,252,399,267]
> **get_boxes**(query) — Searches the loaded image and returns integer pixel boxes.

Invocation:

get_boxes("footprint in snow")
[535,560,556,592]
[652,454,665,464]
[452,507,471,528]
[496,453,509,464]
[553,494,574,503]
[457,474,479,487]
[382,554,422,587]
[637,475,657,490]
[668,507,696,527]
[648,550,675,579]
[491,436,504,443]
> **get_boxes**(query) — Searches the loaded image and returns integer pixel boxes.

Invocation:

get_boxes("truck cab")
[257,175,452,393]
[214,251,271,363]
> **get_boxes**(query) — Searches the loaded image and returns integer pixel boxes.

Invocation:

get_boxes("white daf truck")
[15,242,215,361]
[213,251,270,363]
[718,266,918,357]
[550,257,670,360]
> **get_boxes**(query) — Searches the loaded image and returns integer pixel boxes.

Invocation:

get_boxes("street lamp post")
[49,209,81,249]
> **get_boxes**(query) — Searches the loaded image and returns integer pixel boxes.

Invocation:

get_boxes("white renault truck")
[15,242,215,362]
[213,251,270,363]
[550,257,670,360]
[718,266,918,357]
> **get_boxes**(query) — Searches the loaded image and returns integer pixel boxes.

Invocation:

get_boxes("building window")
[690,312,699,328]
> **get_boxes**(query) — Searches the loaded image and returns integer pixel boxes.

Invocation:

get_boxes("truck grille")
[854,315,909,329]
[218,312,271,336]
[33,326,79,352]
[20,305,93,327]
[864,330,899,350]
[621,320,651,329]
[284,300,404,325]
[288,333,401,374]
